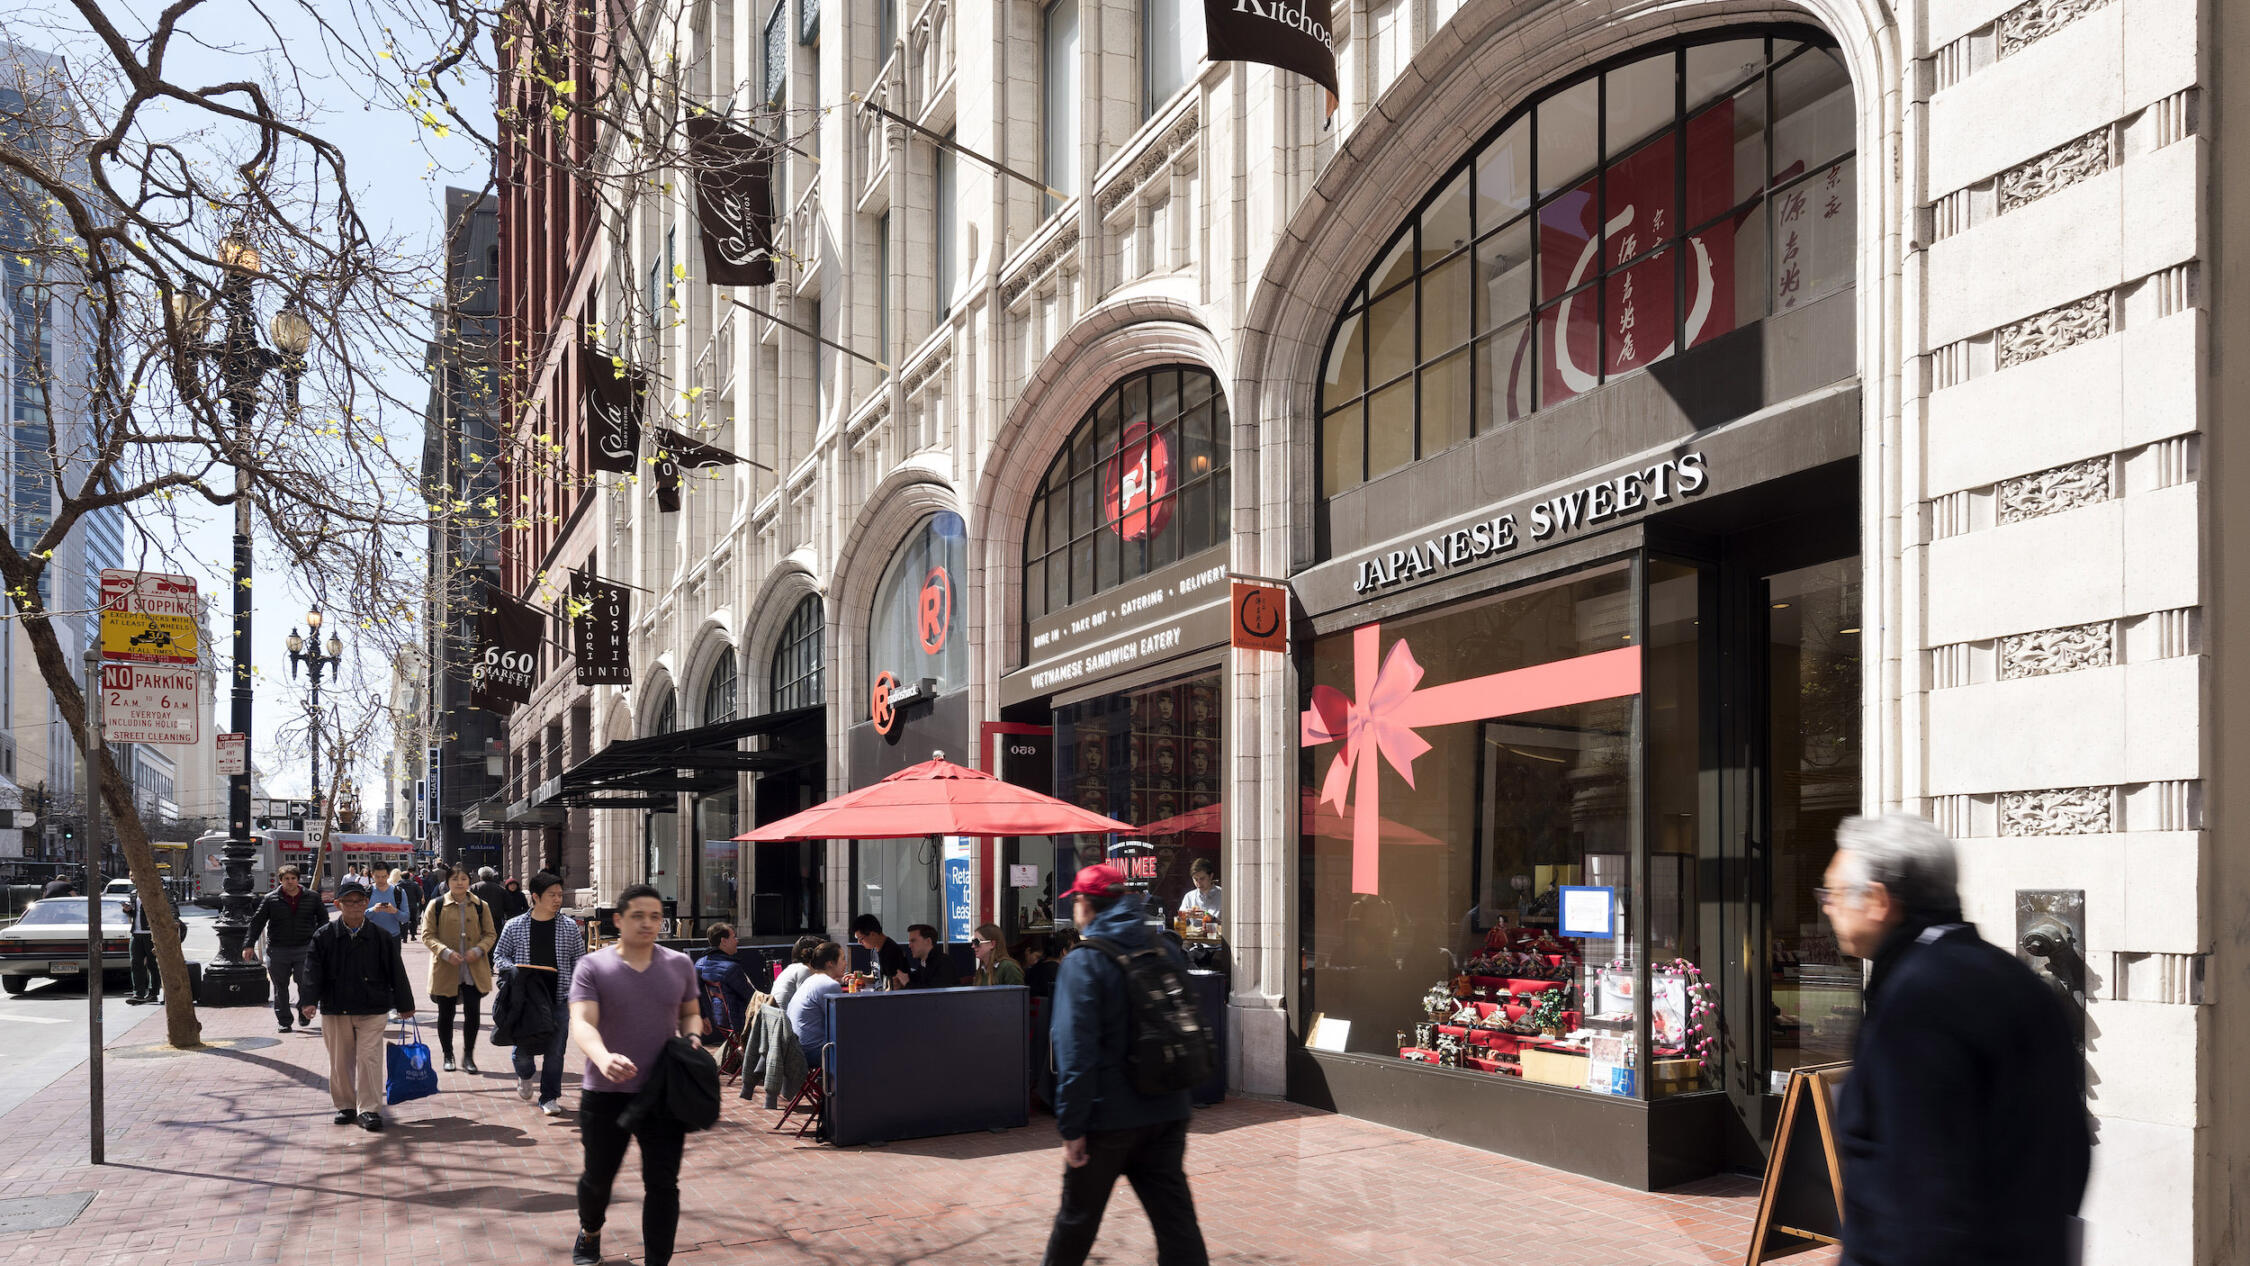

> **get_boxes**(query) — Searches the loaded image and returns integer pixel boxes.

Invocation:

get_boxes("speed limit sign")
[100,661,200,745]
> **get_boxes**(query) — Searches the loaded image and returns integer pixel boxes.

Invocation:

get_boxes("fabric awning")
[538,704,824,809]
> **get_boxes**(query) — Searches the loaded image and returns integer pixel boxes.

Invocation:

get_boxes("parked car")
[0,897,130,993]
[104,878,136,896]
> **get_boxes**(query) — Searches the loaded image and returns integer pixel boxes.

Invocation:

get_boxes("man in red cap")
[1040,862,1208,1266]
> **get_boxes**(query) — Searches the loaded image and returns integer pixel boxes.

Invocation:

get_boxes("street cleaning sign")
[98,570,200,665]
[100,662,200,744]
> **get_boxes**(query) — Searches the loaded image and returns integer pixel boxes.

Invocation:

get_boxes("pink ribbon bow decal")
[1302,623,1644,895]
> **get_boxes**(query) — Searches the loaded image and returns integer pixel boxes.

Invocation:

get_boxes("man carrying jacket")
[493,871,586,1117]
[244,864,329,1034]
[1824,814,2090,1265]
[304,881,417,1132]
[1042,863,1208,1266]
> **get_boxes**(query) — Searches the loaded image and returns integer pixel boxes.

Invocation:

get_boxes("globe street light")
[168,232,318,1006]
[286,609,345,806]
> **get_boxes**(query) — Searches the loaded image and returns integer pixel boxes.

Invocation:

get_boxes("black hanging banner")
[685,112,776,288]
[583,343,645,474]
[652,427,745,513]
[469,583,543,713]
[572,571,632,686]
[1202,0,1340,114]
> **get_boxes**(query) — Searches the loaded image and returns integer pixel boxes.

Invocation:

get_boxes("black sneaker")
[278,1022,293,1033]
[442,1056,456,1072]
[358,1112,383,1132]
[333,1109,356,1125]
[571,1230,601,1265]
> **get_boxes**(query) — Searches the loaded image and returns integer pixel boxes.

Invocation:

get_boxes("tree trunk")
[19,607,202,1048]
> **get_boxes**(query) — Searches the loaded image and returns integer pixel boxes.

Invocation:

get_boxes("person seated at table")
[850,914,912,990]
[697,923,761,1036]
[903,924,960,990]
[971,923,1025,987]
[771,935,823,1011]
[1023,931,1073,1000]
[786,941,849,1065]
[1178,857,1222,923]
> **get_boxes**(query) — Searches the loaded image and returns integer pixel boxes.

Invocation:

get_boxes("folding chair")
[774,1040,827,1140]
[700,980,750,1083]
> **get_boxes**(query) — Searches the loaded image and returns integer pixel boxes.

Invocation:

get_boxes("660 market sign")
[1349,452,1707,596]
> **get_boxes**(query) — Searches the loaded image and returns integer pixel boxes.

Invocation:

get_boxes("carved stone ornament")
[1998,0,2117,58]
[1001,224,1082,305]
[1998,294,2111,369]
[1998,131,2111,213]
[1997,456,2111,523]
[1098,108,1202,217]
[2000,621,2115,679]
[2000,787,2115,836]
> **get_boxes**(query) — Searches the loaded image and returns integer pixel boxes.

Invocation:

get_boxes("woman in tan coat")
[420,865,497,1072]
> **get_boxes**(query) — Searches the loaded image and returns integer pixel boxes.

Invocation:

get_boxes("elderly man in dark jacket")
[1823,814,2089,1266]
[1042,863,1207,1266]
[304,882,417,1132]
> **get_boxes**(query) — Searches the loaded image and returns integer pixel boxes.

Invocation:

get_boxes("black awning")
[538,704,824,808]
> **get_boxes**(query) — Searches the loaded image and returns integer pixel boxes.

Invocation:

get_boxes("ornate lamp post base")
[197,830,269,1006]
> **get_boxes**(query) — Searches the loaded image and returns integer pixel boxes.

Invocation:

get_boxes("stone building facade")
[506,0,2235,1256]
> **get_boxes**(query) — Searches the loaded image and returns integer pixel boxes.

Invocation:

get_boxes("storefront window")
[1318,32,1854,494]
[1032,670,1223,932]
[698,793,739,923]
[702,646,738,724]
[867,511,968,696]
[1304,561,1689,1096]
[650,688,677,735]
[769,594,824,711]
[1023,365,1231,624]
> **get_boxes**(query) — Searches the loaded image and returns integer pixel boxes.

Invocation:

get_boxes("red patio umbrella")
[733,753,1137,841]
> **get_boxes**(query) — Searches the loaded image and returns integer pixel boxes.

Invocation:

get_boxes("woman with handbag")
[421,864,497,1072]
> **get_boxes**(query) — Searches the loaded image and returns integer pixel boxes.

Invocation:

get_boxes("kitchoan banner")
[652,427,745,513]
[572,571,632,685]
[1203,0,1338,112]
[584,342,645,474]
[685,112,776,288]
[469,584,543,712]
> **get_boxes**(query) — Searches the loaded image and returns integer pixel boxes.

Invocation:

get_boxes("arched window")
[868,512,968,695]
[702,646,739,725]
[1023,364,1230,623]
[1319,32,1853,495]
[769,594,824,711]
[651,688,677,735]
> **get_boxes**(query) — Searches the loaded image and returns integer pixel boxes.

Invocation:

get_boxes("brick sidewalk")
[0,941,1829,1266]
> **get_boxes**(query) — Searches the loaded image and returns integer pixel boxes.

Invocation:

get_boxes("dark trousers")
[267,946,312,1025]
[130,932,159,998]
[511,995,571,1102]
[578,1089,686,1266]
[435,985,482,1058]
[1041,1117,1208,1266]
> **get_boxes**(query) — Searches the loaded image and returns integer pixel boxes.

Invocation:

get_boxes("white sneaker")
[517,1076,536,1102]
[539,1099,564,1117]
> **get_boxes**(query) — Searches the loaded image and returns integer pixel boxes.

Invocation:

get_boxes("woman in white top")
[769,934,823,1010]
[1177,857,1222,921]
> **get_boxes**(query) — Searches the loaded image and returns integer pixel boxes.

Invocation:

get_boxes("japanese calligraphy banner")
[571,571,632,685]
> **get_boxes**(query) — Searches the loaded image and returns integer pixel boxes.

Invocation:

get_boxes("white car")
[104,878,136,897]
[0,897,131,993]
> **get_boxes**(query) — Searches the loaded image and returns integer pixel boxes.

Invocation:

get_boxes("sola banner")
[652,427,745,512]
[469,583,543,713]
[1301,625,1642,895]
[583,343,644,474]
[572,571,631,685]
[1203,0,1338,113]
[685,112,776,288]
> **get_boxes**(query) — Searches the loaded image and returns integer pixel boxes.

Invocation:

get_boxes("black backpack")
[1076,936,1217,1096]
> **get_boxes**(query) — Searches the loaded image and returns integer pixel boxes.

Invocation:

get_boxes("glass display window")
[868,511,968,696]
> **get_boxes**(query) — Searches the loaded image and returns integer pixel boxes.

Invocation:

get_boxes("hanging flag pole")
[727,297,888,373]
[850,94,1071,203]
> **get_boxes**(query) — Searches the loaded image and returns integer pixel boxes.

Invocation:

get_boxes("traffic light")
[61,823,75,842]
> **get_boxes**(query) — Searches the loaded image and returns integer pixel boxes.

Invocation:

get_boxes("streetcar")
[192,829,419,903]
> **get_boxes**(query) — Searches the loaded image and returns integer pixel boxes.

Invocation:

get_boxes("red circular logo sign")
[1103,421,1173,542]
[871,671,899,736]
[918,567,952,654]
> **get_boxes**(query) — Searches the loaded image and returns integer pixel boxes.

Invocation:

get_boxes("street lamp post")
[285,609,343,807]
[170,234,314,1006]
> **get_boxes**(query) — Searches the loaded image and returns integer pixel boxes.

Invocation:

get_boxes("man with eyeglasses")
[1820,814,2088,1266]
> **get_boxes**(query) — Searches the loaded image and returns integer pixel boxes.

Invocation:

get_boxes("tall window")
[805,295,830,422]
[1143,0,1203,118]
[936,135,957,316]
[868,512,968,696]
[769,594,825,710]
[880,0,898,55]
[1043,0,1080,214]
[1318,34,1854,495]
[764,1,787,102]
[876,212,891,369]
[1023,365,1230,624]
[703,647,739,724]
[652,688,678,735]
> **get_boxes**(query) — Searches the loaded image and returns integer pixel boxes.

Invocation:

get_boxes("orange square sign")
[1231,581,1288,654]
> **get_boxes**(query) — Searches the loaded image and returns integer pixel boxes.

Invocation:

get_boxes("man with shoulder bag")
[1042,862,1211,1266]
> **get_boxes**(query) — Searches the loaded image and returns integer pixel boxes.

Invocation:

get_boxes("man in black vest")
[1824,814,2089,1265]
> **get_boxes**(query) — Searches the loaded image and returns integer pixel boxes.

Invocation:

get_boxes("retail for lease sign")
[101,662,200,745]
[99,569,199,665]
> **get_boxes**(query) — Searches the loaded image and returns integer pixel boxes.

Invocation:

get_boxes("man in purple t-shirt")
[567,884,702,1266]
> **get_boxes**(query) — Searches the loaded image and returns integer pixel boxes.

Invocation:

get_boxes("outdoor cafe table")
[821,983,1031,1146]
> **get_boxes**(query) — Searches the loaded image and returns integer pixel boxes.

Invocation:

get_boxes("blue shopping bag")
[386,1017,439,1106]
